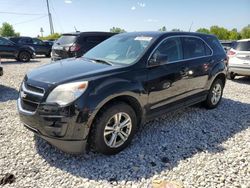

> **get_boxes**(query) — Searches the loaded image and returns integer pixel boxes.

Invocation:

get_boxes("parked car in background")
[9,37,52,57]
[51,32,116,61]
[227,39,250,79]
[220,40,235,52]
[0,37,35,62]
[18,32,227,155]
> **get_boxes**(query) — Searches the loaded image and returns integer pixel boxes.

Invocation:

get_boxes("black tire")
[203,79,224,109]
[45,51,51,58]
[227,72,236,80]
[18,51,31,62]
[89,102,137,155]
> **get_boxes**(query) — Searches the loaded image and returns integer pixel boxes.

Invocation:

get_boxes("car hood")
[26,58,123,84]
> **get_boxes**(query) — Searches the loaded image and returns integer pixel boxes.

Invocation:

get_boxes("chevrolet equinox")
[17,32,227,155]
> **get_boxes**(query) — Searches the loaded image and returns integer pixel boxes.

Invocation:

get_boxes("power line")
[13,15,48,25]
[0,11,46,16]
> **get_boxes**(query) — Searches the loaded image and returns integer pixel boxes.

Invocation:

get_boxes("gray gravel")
[0,58,250,188]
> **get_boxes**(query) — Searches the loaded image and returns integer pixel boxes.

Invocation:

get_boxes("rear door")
[181,36,213,95]
[32,38,49,54]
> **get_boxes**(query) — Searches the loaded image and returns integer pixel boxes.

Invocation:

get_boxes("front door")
[146,37,190,112]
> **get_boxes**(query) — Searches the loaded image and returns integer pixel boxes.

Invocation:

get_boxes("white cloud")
[131,6,136,10]
[137,2,146,8]
[65,0,72,4]
[145,19,159,23]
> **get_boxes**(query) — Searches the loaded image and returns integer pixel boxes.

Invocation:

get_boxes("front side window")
[153,37,183,63]
[33,38,44,45]
[0,38,13,45]
[84,35,155,65]
[182,37,211,59]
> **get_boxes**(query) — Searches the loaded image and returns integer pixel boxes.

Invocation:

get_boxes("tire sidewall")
[19,51,31,62]
[206,79,224,108]
[92,103,137,155]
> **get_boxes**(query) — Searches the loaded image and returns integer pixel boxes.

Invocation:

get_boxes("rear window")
[233,41,250,51]
[56,35,77,45]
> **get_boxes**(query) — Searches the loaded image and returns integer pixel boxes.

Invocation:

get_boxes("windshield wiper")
[89,58,113,66]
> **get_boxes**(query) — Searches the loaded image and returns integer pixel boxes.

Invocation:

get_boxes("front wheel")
[18,51,31,62]
[203,79,224,109]
[227,72,236,80]
[89,102,137,155]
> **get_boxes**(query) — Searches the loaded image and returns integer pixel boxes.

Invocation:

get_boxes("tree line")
[1,22,250,41]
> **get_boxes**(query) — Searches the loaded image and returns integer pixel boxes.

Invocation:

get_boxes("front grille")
[21,99,38,112]
[20,81,45,113]
[25,83,44,94]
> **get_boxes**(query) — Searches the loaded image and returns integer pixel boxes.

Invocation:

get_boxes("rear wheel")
[227,72,236,80]
[203,79,224,109]
[90,102,137,155]
[18,51,31,62]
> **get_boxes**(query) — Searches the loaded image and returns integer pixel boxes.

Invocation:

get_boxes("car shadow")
[0,85,19,102]
[35,98,250,182]
[231,76,250,84]
[0,59,40,65]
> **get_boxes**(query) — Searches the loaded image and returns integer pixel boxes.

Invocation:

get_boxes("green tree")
[0,22,19,37]
[210,25,230,40]
[241,25,250,39]
[196,28,210,34]
[171,28,181,32]
[110,27,126,33]
[228,28,241,40]
[159,26,167,32]
[39,33,61,40]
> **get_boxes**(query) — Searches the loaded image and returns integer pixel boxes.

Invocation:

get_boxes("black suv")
[0,37,35,62]
[51,32,116,61]
[9,37,52,57]
[17,32,227,155]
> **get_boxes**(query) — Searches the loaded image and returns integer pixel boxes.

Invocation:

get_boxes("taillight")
[69,43,81,52]
[227,50,236,57]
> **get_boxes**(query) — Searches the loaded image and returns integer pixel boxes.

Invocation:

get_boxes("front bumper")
[229,66,250,76]
[17,97,90,154]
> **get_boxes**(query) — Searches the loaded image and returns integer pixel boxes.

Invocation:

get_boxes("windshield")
[84,34,154,65]
[56,35,77,45]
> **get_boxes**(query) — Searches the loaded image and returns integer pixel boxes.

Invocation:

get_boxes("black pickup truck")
[0,37,35,62]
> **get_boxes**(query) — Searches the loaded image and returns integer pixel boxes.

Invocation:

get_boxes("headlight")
[46,81,88,106]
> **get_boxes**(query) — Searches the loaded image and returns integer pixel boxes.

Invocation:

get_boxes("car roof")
[62,31,116,37]
[237,38,250,42]
[116,31,217,38]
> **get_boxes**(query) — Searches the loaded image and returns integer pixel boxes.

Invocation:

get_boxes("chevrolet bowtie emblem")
[20,91,27,98]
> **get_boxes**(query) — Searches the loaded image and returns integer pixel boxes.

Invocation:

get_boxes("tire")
[18,51,31,62]
[45,51,51,58]
[203,79,224,109]
[90,102,137,155]
[227,72,236,80]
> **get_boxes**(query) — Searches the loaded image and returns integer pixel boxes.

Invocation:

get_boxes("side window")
[19,38,32,44]
[182,37,211,59]
[153,37,183,63]
[32,38,44,45]
[0,38,12,45]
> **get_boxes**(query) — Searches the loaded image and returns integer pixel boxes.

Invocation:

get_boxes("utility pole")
[46,0,54,35]
[40,27,44,37]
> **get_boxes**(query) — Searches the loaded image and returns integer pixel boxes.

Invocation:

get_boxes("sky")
[0,0,249,37]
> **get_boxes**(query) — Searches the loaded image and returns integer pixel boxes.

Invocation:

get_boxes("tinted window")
[204,36,224,55]
[154,37,183,62]
[56,35,77,45]
[182,37,211,59]
[0,38,13,45]
[32,38,44,45]
[233,41,250,51]
[86,36,105,43]
[19,38,33,44]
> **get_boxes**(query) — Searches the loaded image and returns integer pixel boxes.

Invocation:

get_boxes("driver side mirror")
[149,53,168,66]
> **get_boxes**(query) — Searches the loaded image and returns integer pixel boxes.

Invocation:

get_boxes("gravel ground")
[0,58,249,188]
